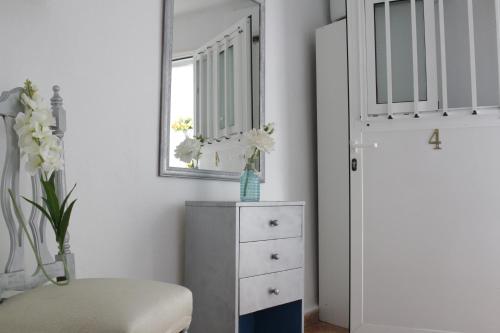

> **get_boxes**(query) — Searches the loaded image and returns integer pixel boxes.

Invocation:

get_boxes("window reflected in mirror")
[164,0,262,178]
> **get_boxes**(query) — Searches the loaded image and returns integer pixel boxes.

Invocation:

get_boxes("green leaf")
[60,183,77,213]
[42,197,60,229]
[57,199,76,247]
[40,176,61,225]
[22,196,57,233]
[22,196,52,222]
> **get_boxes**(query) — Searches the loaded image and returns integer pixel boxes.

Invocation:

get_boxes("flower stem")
[8,189,69,286]
[243,149,257,198]
[243,169,250,197]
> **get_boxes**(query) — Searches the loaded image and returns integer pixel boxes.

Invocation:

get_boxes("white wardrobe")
[317,1,500,332]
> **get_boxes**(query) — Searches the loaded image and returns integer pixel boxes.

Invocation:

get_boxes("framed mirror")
[159,0,265,181]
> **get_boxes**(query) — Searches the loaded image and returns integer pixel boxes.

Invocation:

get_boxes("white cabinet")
[316,20,350,329]
[185,201,305,333]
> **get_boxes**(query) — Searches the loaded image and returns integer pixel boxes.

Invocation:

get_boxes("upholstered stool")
[0,278,192,333]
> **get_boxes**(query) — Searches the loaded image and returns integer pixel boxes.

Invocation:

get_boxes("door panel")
[357,127,500,332]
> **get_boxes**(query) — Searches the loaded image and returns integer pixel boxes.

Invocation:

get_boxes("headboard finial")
[51,85,66,137]
[53,85,60,94]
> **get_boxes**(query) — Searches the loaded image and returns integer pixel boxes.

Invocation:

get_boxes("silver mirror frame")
[159,0,266,181]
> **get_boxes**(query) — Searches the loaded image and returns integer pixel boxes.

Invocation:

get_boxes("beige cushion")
[0,278,192,333]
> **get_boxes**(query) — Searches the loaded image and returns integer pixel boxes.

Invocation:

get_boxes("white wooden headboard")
[0,86,75,297]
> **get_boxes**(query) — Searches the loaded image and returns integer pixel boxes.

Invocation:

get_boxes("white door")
[350,122,500,333]
[348,0,500,331]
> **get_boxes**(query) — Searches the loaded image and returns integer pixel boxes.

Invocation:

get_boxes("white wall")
[0,0,329,312]
[265,0,330,311]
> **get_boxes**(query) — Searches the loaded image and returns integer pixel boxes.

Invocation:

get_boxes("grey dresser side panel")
[185,206,238,333]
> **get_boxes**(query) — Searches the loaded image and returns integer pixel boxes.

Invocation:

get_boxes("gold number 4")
[429,129,442,150]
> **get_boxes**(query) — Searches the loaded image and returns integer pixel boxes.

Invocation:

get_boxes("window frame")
[193,16,253,139]
[365,0,438,117]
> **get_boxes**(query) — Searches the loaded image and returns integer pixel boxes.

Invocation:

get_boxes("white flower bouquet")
[174,135,204,168]
[14,81,64,176]
[171,117,193,133]
[242,123,275,171]
[8,80,76,286]
[240,123,275,201]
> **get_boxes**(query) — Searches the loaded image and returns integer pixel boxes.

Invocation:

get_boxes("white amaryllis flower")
[26,155,43,175]
[31,107,55,127]
[240,123,275,171]
[175,137,202,163]
[243,128,275,153]
[40,149,64,175]
[14,83,64,178]
[18,133,40,155]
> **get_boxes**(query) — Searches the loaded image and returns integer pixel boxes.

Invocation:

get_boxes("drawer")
[239,238,303,278]
[239,206,303,242]
[239,268,303,315]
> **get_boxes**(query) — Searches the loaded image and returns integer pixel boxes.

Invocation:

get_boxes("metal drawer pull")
[269,219,279,227]
[269,288,280,296]
[270,253,280,260]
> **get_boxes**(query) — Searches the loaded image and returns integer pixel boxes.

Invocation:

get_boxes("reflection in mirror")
[160,0,264,181]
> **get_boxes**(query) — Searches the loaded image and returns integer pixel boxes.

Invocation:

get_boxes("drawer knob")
[270,253,280,260]
[269,219,279,227]
[269,288,280,296]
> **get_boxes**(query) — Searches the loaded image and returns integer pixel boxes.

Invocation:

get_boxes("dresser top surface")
[185,201,306,207]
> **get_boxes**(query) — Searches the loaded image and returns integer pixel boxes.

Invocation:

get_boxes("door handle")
[350,141,378,154]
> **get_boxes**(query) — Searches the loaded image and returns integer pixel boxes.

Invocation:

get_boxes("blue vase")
[240,169,260,202]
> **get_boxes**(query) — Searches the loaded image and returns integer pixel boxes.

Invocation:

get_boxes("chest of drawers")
[185,201,305,333]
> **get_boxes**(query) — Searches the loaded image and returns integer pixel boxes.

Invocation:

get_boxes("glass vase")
[240,169,260,202]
